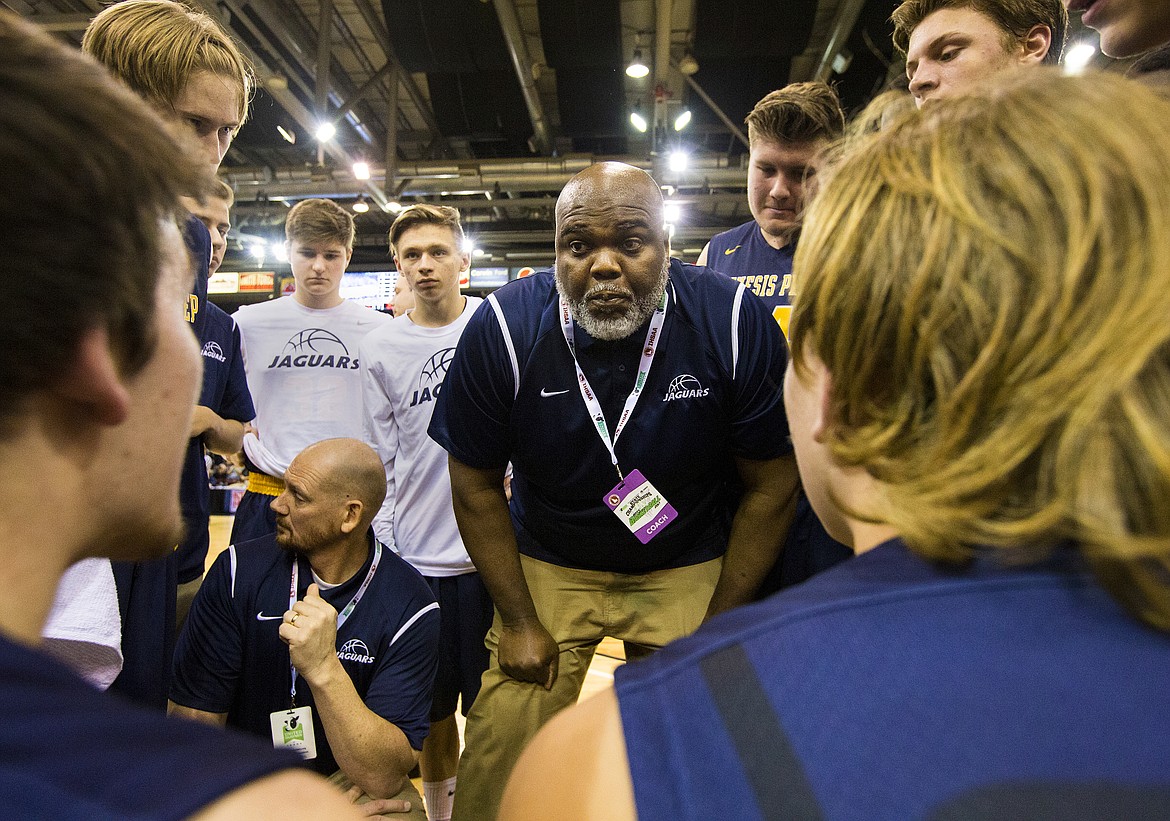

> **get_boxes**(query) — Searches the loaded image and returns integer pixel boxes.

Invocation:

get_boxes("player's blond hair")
[83,0,252,126]
[790,70,1170,630]
[388,204,464,257]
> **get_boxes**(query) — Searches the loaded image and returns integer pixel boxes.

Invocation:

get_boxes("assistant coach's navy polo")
[171,532,440,775]
[429,258,791,574]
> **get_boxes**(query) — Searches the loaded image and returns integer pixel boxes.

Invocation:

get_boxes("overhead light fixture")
[678,51,699,76]
[1064,41,1097,74]
[250,241,267,264]
[668,150,689,173]
[673,109,692,131]
[315,121,336,142]
[663,202,682,224]
[274,243,288,263]
[831,50,853,75]
[384,201,403,213]
[276,124,296,144]
[352,161,370,180]
[630,103,648,133]
[352,195,369,213]
[626,48,650,79]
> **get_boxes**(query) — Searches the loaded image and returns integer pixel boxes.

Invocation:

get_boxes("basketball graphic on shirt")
[282,328,350,357]
[418,347,457,388]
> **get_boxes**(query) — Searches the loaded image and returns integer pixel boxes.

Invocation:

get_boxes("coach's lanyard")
[558,289,667,482]
[288,541,382,707]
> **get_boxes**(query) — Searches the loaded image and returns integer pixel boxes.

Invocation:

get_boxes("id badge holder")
[604,468,678,544]
[269,706,317,760]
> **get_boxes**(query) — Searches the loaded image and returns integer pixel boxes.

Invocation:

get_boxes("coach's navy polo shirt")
[171,532,440,775]
[429,258,791,574]
[178,302,255,583]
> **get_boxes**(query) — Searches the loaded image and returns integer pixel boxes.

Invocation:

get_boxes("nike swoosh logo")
[540,388,570,397]
[723,245,741,255]
[256,612,283,621]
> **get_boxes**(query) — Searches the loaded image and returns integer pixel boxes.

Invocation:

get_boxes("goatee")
[556,257,669,341]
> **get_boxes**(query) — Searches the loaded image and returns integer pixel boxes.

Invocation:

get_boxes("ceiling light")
[276,125,296,144]
[673,109,692,131]
[1064,42,1097,74]
[315,121,336,142]
[630,105,648,133]
[832,50,853,75]
[250,241,267,263]
[664,202,682,223]
[626,49,650,79]
[678,52,699,76]
[274,243,288,262]
[352,195,369,213]
[352,161,370,180]
[384,201,403,213]
[668,150,689,173]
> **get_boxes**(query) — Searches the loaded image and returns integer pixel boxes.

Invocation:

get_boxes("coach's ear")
[51,325,131,426]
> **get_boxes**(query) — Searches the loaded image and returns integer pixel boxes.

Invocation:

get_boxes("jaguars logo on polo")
[267,329,359,370]
[663,374,710,402]
[337,638,375,664]
[409,347,456,407]
[202,340,227,362]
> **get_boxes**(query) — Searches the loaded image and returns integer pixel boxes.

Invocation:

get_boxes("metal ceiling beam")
[347,0,453,158]
[492,0,551,154]
[315,0,334,114]
[654,0,673,86]
[814,0,867,82]
[24,12,91,31]
[681,72,749,148]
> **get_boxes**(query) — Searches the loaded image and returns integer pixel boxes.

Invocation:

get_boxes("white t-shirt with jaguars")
[359,297,482,577]
[236,297,390,477]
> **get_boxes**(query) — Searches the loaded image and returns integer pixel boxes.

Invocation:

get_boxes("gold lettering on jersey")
[732,274,779,297]
[185,293,199,324]
[779,274,792,296]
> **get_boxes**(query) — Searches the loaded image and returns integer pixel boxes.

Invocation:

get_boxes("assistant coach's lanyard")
[287,541,382,707]
[558,289,667,482]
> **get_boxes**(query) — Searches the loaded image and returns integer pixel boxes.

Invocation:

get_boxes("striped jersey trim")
[389,602,440,648]
[487,293,521,399]
[731,282,745,380]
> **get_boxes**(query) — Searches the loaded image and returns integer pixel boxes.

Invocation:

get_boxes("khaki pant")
[452,554,722,821]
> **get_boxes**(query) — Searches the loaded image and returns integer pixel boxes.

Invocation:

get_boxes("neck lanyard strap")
[288,540,382,706]
[559,289,667,481]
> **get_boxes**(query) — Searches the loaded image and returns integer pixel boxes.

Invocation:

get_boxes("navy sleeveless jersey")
[705,220,795,336]
[429,259,792,573]
[171,532,440,774]
[615,539,1170,820]
[177,303,255,583]
[0,632,299,819]
[110,214,215,708]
